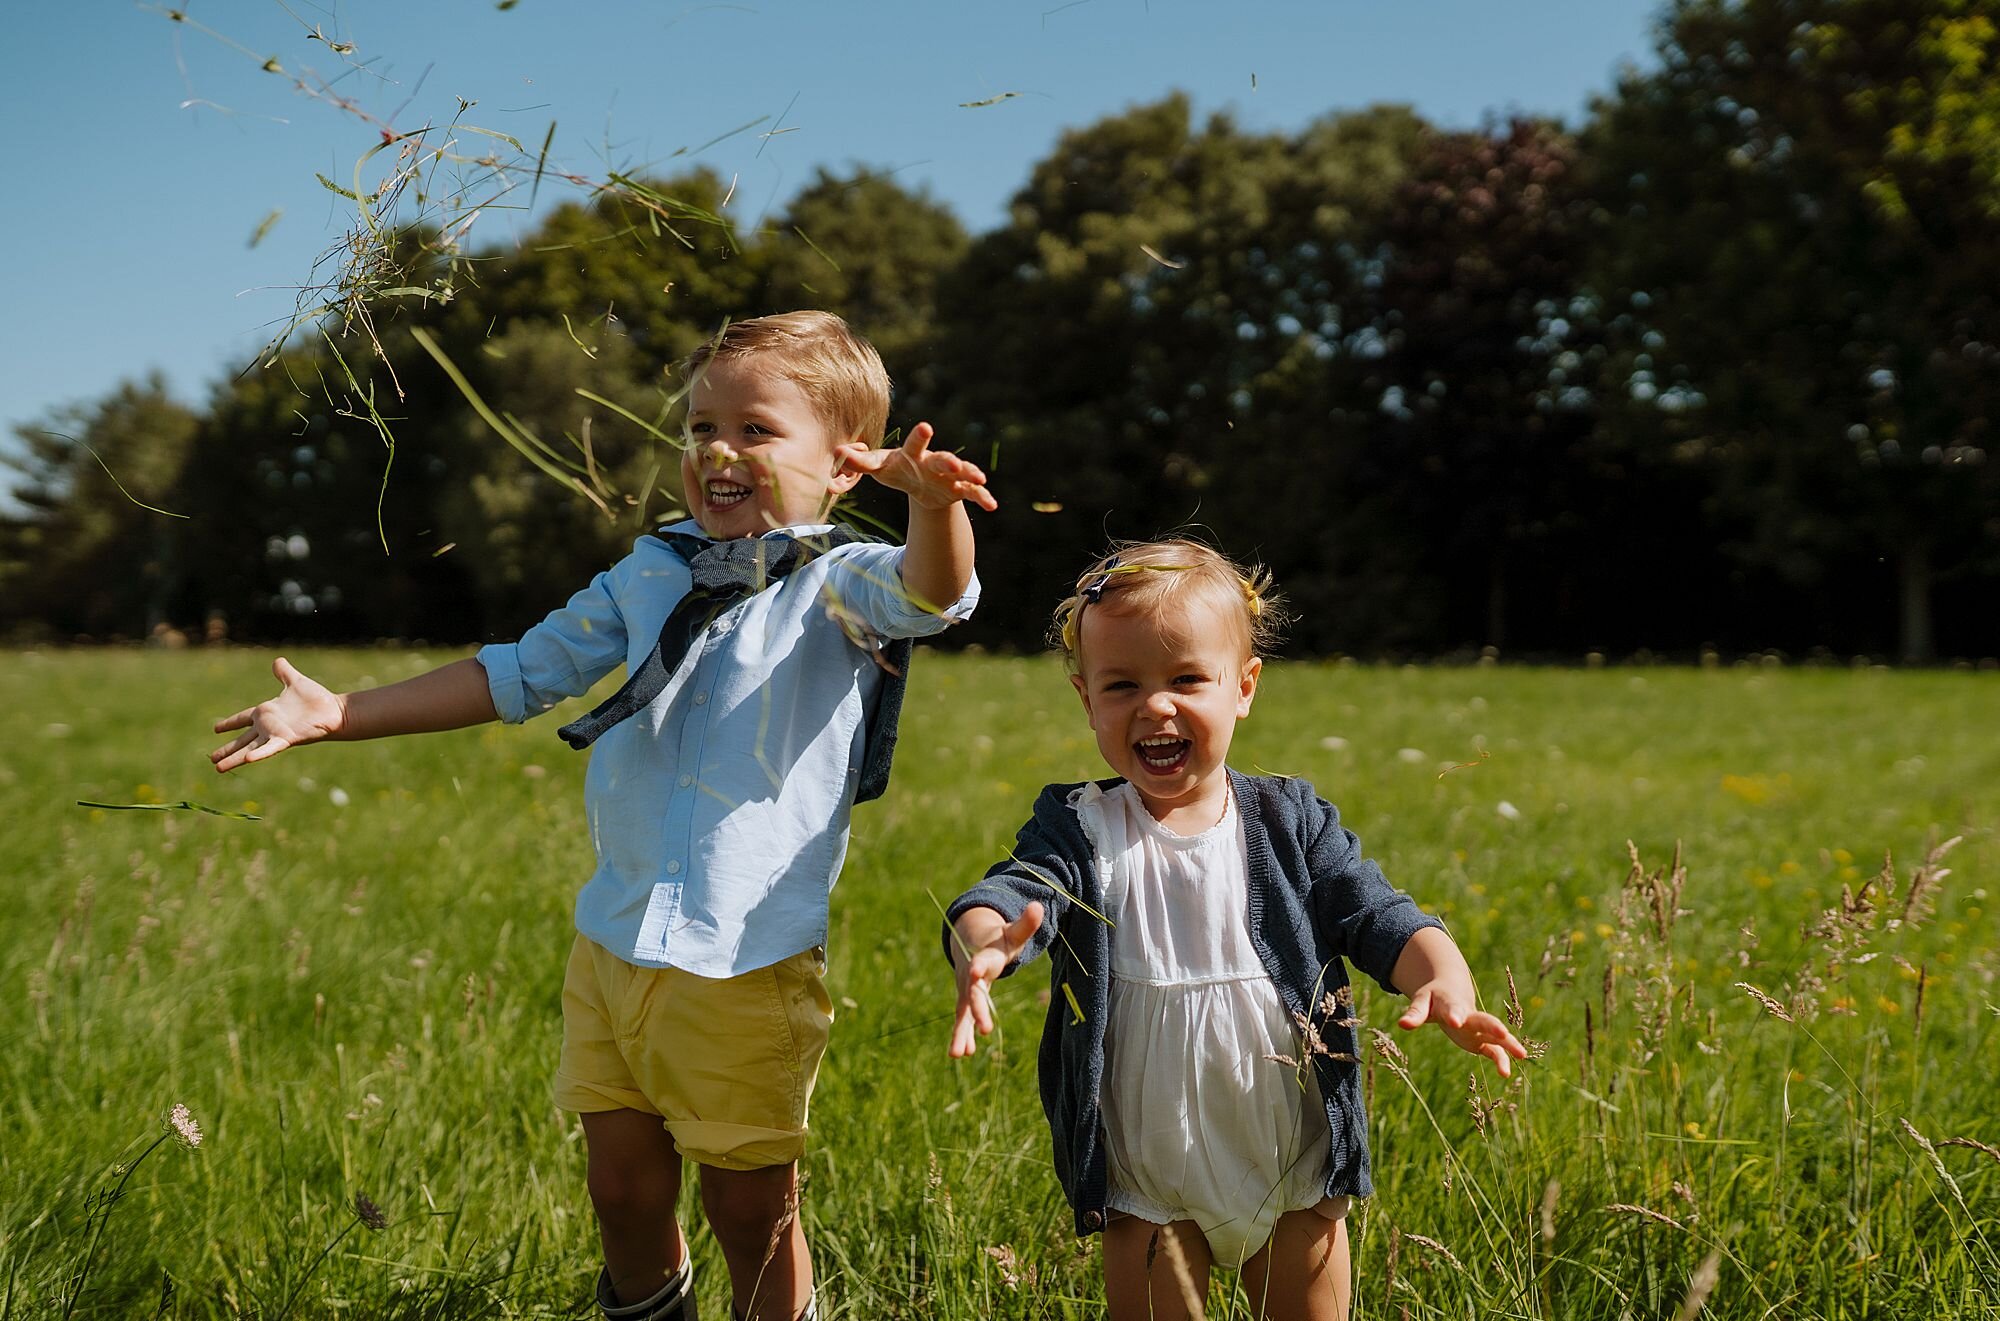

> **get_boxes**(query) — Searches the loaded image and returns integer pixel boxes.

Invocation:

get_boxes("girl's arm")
[941,784,1091,1057]
[947,902,1044,1058]
[1390,925,1529,1077]
[1295,781,1525,1075]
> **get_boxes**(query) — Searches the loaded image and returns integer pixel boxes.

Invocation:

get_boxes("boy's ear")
[1236,656,1262,718]
[827,445,865,496]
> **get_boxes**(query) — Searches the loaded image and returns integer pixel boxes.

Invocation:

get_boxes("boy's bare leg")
[582,1110,687,1304]
[699,1161,811,1320]
[1102,1216,1213,1321]
[1239,1208,1351,1321]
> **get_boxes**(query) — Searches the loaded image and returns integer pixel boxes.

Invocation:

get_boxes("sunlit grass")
[1,651,1994,1317]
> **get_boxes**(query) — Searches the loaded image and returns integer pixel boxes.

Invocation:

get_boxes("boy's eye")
[1174,674,1208,686]
[1102,680,1137,693]
[690,421,715,436]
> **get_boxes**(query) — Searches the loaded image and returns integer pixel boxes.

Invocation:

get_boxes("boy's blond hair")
[1053,539,1286,673]
[682,311,892,448]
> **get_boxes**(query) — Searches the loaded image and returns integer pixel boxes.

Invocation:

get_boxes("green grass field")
[2,650,1996,1318]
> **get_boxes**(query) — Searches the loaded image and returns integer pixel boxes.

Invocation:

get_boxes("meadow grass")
[0,649,1994,1317]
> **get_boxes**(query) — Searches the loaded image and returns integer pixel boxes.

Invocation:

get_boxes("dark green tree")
[928,96,1429,651]
[1365,119,1627,651]
[1588,0,2000,659]
[1,377,199,639]
[172,343,481,642]
[760,167,969,400]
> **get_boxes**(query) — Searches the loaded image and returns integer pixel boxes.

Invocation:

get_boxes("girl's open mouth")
[1135,735,1191,775]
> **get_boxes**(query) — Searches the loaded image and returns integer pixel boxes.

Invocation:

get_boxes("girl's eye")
[1175,674,1207,686]
[1103,680,1137,693]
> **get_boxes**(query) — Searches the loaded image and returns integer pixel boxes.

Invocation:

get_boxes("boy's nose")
[703,438,740,468]
[1143,691,1177,717]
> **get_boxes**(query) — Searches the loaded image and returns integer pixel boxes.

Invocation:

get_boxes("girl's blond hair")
[1052,539,1285,673]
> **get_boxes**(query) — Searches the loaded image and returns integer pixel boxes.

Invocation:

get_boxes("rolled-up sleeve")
[821,543,979,639]
[477,568,633,723]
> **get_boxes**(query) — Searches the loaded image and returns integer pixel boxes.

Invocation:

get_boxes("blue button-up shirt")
[477,521,978,977]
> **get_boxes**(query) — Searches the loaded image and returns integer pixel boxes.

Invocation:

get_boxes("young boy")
[210,312,994,1321]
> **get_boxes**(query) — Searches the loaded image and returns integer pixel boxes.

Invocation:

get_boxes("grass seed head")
[353,1192,387,1231]
[1673,1246,1722,1321]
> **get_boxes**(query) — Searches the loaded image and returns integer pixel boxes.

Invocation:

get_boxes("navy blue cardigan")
[943,769,1444,1238]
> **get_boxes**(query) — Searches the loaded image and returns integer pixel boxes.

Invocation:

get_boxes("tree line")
[7,0,1998,661]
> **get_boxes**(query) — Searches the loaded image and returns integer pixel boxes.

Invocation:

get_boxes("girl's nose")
[1143,690,1177,717]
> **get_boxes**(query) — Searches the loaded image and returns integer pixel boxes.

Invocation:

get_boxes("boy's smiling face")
[1070,593,1261,832]
[681,356,861,541]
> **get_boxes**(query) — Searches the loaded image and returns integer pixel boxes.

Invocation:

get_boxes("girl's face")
[1070,593,1261,833]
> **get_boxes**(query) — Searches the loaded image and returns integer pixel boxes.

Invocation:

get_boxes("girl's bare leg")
[1103,1215,1214,1321]
[1239,1208,1351,1320]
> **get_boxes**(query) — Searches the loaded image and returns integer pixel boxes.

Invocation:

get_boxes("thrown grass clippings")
[76,799,263,821]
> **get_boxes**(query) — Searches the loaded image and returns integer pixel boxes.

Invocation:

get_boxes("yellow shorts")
[554,936,834,1170]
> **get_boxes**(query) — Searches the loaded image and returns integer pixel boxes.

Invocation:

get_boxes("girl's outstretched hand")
[948,902,1044,1058]
[1397,982,1530,1078]
[211,657,345,773]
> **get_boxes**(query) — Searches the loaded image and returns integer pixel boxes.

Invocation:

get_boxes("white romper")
[1083,781,1350,1266]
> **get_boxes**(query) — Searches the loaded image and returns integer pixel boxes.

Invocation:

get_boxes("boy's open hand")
[1397,982,1530,1078]
[211,657,345,773]
[949,902,1044,1058]
[838,423,997,513]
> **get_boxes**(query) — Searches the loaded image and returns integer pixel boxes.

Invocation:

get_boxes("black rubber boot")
[597,1256,696,1321]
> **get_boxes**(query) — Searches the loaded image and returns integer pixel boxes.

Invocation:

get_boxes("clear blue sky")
[0,0,1661,456]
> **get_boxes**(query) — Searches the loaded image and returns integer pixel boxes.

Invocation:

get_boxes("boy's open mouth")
[1135,735,1191,775]
[704,479,753,509]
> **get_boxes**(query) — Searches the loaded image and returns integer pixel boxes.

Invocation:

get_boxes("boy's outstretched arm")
[837,422,996,612]
[211,655,498,773]
[1390,926,1530,1077]
[947,902,1044,1058]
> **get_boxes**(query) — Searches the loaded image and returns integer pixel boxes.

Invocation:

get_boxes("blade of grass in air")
[793,226,842,272]
[412,327,613,518]
[529,120,556,208]
[318,330,398,550]
[64,436,190,519]
[672,115,770,158]
[77,800,263,821]
[574,389,685,449]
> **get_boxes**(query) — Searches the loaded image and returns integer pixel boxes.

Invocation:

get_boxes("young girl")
[944,540,1525,1319]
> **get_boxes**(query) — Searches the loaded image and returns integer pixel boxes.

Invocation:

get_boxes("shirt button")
[677,773,693,788]
[665,860,682,875]
[692,691,708,705]
[1083,1209,1105,1231]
